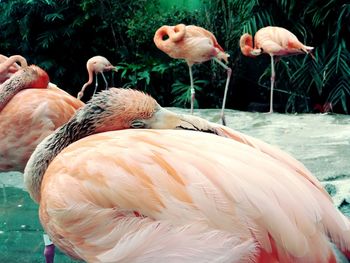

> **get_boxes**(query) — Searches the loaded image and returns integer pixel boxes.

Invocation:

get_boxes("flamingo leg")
[269,55,275,113]
[212,57,232,126]
[93,73,99,96]
[188,65,195,115]
[43,234,55,263]
[101,71,108,90]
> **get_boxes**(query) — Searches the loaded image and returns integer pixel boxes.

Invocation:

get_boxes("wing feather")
[41,129,349,262]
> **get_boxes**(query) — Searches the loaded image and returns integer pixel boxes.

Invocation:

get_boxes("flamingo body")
[0,86,82,171]
[0,66,83,172]
[154,24,229,66]
[24,88,349,263]
[39,129,349,262]
[240,26,313,58]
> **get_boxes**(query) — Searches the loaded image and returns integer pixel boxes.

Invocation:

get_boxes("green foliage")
[116,59,171,92]
[1,0,349,113]
[235,0,350,113]
[171,79,207,108]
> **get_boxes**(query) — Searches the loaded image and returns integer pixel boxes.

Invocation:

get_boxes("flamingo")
[0,54,28,83]
[77,55,117,100]
[240,26,314,113]
[0,64,84,263]
[0,64,84,172]
[154,24,231,125]
[24,88,349,262]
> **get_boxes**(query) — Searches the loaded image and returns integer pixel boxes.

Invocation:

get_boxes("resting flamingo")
[77,55,117,100]
[0,64,84,263]
[154,24,231,125]
[24,87,349,262]
[0,54,28,83]
[0,64,84,172]
[240,26,314,113]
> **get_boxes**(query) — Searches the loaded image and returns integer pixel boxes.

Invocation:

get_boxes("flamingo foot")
[44,244,55,263]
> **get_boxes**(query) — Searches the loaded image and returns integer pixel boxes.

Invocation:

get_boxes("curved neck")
[169,24,186,42]
[23,97,110,203]
[239,34,259,57]
[0,66,49,112]
[0,55,27,69]
[77,65,95,100]
[24,114,96,203]
[24,88,164,203]
[8,55,28,68]
[153,24,186,53]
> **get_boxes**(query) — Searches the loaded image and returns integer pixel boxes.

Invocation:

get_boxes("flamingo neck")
[153,24,186,54]
[239,34,259,57]
[7,55,28,68]
[0,55,27,72]
[169,24,186,42]
[23,111,99,203]
[0,66,48,112]
[24,91,123,203]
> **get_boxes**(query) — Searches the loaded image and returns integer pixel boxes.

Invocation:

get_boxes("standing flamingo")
[24,88,349,263]
[154,24,231,125]
[240,26,314,113]
[0,54,28,83]
[77,55,117,100]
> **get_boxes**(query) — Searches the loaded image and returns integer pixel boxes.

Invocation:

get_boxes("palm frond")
[241,9,275,34]
[326,77,350,114]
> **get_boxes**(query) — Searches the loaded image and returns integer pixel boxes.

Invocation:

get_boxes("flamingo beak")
[144,106,218,133]
[143,107,182,129]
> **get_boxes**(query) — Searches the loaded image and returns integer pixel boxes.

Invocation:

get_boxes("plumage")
[24,88,350,263]
[0,65,83,172]
[0,54,27,83]
[154,24,231,125]
[240,26,314,113]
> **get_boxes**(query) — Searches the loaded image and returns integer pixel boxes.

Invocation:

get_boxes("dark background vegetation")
[1,0,349,113]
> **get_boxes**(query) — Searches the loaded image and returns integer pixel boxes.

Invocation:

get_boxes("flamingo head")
[77,88,218,135]
[79,88,159,133]
[239,33,257,58]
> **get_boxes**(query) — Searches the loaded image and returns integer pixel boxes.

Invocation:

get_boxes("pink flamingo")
[24,88,349,263]
[0,65,83,172]
[240,26,314,113]
[0,54,28,83]
[77,55,117,100]
[154,24,231,125]
[1,64,84,263]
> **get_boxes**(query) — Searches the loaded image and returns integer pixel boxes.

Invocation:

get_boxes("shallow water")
[1,109,349,262]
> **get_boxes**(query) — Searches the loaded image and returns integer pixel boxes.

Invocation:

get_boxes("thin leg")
[269,55,275,113]
[43,233,55,263]
[188,65,195,114]
[101,72,108,90]
[93,73,99,96]
[213,57,232,126]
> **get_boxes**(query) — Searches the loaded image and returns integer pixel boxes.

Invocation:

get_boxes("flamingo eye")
[131,120,146,129]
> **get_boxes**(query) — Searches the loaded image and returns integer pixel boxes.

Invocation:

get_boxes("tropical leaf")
[171,79,206,108]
